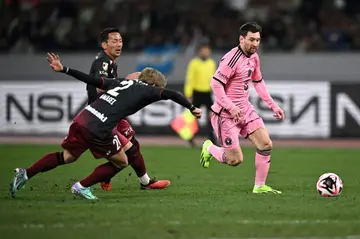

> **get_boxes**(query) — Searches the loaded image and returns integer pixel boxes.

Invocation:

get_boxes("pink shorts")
[210,109,264,149]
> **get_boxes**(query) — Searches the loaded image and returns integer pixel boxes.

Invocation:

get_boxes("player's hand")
[126,72,141,80]
[191,107,202,119]
[229,106,242,122]
[47,53,63,72]
[272,105,285,121]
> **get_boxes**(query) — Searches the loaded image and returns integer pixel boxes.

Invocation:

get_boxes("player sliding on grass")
[200,22,285,194]
[10,53,202,200]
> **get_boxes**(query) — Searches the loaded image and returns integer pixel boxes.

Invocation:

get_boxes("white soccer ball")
[316,173,343,197]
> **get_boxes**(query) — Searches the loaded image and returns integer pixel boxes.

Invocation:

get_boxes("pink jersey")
[211,46,262,118]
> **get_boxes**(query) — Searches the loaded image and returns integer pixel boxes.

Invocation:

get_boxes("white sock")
[78,182,86,189]
[139,173,150,185]
[255,184,264,188]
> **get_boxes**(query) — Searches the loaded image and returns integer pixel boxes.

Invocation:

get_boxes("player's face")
[199,47,211,59]
[104,32,123,58]
[242,32,261,55]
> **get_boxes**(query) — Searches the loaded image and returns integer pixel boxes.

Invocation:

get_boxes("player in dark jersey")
[9,53,201,200]
[87,28,170,191]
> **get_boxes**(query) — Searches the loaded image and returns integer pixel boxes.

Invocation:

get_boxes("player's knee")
[63,150,78,164]
[257,140,273,156]
[108,152,128,169]
[259,139,272,150]
[112,158,128,169]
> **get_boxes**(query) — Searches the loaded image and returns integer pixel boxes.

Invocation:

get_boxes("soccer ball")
[316,173,343,197]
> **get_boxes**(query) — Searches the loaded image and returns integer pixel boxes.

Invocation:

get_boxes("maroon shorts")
[116,119,135,139]
[61,122,128,159]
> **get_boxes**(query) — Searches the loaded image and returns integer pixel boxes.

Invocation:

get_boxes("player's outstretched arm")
[47,53,121,90]
[160,89,202,118]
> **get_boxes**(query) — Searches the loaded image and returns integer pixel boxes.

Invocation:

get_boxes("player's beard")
[247,46,257,55]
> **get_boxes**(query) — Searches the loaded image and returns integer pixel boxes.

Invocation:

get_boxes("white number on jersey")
[107,80,134,97]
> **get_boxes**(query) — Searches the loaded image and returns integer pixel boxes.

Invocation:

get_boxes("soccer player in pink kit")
[200,22,285,194]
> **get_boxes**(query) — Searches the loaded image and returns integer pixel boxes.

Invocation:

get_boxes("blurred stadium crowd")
[1,0,360,53]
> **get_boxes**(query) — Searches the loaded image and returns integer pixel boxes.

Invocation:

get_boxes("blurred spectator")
[0,0,360,53]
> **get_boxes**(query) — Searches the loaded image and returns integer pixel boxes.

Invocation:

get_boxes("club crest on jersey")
[225,137,232,146]
[102,62,108,71]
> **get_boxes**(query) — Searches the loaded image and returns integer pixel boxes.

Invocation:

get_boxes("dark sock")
[26,152,65,178]
[80,162,122,187]
[128,138,147,177]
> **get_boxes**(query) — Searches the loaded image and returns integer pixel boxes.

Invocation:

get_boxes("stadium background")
[1,1,360,239]
[1,0,360,141]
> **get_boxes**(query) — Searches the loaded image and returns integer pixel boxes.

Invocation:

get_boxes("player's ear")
[101,41,107,50]
[239,35,243,43]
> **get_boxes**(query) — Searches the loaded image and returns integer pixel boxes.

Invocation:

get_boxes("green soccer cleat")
[252,185,282,194]
[200,140,213,168]
[9,168,28,198]
[71,182,98,200]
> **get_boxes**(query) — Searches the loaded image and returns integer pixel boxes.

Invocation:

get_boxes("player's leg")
[201,113,243,167]
[205,92,216,143]
[72,149,128,199]
[187,91,201,147]
[246,119,281,194]
[131,136,170,189]
[10,123,85,198]
[71,131,129,200]
[117,119,170,189]
[99,130,132,191]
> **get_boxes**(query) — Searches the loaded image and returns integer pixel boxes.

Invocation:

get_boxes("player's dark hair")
[197,43,211,52]
[100,27,120,44]
[239,22,262,37]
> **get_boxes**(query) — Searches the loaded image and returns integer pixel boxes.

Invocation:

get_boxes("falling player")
[87,27,170,190]
[200,22,285,194]
[10,53,201,200]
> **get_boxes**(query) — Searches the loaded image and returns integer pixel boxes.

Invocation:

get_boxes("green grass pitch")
[1,144,360,239]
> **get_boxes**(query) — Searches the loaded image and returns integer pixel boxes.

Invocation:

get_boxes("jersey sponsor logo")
[99,71,108,76]
[216,71,229,81]
[85,105,108,122]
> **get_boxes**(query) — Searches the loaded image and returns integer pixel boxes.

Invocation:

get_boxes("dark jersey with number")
[77,79,164,138]
[87,51,118,105]
[63,68,193,139]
